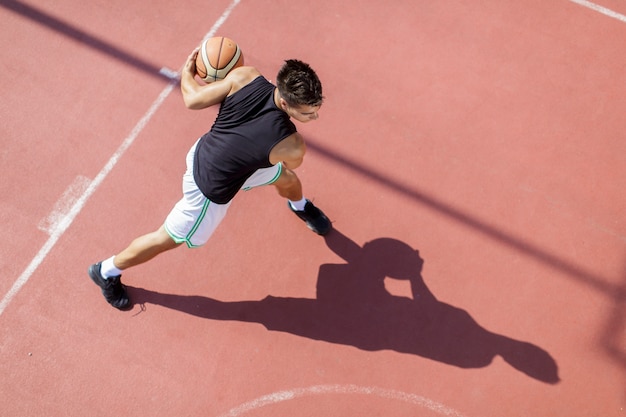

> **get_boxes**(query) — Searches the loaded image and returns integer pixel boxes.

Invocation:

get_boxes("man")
[88,48,331,310]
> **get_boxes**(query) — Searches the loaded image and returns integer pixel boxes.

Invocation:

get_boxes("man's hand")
[183,48,200,78]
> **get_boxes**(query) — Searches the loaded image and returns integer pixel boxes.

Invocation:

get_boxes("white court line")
[568,0,626,22]
[218,384,468,417]
[37,175,92,236]
[0,0,241,317]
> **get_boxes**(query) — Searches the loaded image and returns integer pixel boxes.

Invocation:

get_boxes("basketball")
[195,36,244,82]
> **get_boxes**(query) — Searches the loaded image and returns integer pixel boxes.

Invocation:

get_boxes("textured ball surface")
[195,36,244,82]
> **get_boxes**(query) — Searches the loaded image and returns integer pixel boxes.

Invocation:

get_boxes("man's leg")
[272,167,303,201]
[273,168,331,235]
[89,226,181,310]
[112,225,181,270]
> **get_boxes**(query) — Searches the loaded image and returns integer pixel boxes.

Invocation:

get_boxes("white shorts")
[164,140,283,248]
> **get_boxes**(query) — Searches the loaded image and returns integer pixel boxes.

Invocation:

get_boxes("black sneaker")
[88,262,131,310]
[289,200,332,235]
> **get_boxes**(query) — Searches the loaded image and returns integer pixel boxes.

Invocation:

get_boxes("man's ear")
[278,97,289,111]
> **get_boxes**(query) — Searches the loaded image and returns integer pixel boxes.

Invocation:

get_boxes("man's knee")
[155,226,182,249]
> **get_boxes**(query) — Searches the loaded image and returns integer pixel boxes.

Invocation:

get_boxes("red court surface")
[1,0,625,416]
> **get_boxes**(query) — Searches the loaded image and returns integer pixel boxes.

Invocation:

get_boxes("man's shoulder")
[226,67,266,96]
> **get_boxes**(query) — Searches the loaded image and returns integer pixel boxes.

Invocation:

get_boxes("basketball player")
[88,48,331,310]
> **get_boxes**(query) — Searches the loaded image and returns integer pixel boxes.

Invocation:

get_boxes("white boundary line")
[218,384,468,417]
[568,0,626,22]
[0,0,241,317]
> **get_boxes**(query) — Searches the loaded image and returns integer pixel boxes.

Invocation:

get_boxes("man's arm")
[180,49,260,110]
[180,48,233,109]
[269,133,306,170]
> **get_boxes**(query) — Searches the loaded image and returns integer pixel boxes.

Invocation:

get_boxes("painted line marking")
[0,82,176,317]
[568,0,626,22]
[159,67,180,81]
[0,0,242,317]
[38,175,92,236]
[218,384,468,417]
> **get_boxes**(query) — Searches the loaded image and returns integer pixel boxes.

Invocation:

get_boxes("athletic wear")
[88,263,130,310]
[288,197,307,211]
[100,256,122,278]
[165,140,283,248]
[193,76,297,204]
[289,200,332,235]
[166,76,297,247]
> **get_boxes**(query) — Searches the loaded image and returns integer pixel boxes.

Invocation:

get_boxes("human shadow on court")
[129,229,560,384]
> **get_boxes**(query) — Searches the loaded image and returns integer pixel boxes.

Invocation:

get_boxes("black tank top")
[193,76,297,204]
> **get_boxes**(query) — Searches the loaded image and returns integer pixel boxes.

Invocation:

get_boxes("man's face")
[284,102,321,123]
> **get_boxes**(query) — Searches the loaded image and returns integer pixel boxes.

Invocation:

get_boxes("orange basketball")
[195,36,244,82]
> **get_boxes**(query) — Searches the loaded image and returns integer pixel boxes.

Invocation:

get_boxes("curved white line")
[218,384,468,417]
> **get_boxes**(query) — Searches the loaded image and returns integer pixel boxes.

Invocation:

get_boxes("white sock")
[100,256,123,279]
[289,197,308,211]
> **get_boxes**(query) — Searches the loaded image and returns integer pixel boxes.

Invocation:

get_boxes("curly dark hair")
[276,59,324,107]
